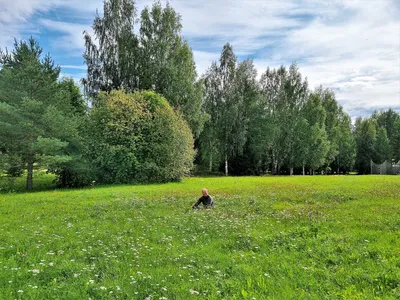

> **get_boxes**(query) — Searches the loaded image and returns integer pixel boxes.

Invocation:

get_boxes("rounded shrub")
[87,90,194,184]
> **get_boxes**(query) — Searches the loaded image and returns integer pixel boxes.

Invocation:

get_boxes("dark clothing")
[193,195,214,208]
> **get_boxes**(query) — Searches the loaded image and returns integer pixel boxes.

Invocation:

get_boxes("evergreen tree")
[0,38,75,189]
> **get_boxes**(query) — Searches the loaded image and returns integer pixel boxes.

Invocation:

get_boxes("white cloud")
[39,19,91,55]
[1,0,399,117]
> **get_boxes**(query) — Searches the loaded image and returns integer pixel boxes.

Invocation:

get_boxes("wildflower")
[100,286,106,290]
[18,290,23,293]
[89,280,94,284]
[161,286,167,291]
[32,269,40,273]
[190,289,200,295]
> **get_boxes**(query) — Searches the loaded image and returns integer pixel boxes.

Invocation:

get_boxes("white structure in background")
[371,160,400,175]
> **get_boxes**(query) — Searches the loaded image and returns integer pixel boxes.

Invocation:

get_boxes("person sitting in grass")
[192,188,214,209]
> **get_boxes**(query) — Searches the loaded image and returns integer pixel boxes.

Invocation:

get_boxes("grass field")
[0,175,399,299]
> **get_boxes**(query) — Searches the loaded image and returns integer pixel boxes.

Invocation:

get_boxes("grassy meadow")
[0,175,399,299]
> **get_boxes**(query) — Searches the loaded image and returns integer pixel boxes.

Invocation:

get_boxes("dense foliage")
[85,90,194,184]
[0,39,80,189]
[198,43,398,175]
[83,0,206,137]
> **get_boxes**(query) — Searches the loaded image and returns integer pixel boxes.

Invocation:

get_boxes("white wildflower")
[190,289,200,295]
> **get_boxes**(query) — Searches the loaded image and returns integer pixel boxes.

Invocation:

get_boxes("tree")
[199,62,221,172]
[200,43,237,176]
[58,77,87,115]
[83,0,139,95]
[228,59,263,175]
[354,118,376,174]
[371,109,400,160]
[301,93,330,174]
[392,119,400,162]
[0,38,75,189]
[83,0,206,136]
[259,63,308,175]
[86,90,194,184]
[318,87,340,171]
[334,108,355,173]
[374,127,391,164]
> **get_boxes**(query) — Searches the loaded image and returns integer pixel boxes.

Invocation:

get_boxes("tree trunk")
[209,153,213,173]
[26,160,33,190]
[302,164,305,176]
[225,154,228,176]
[290,167,293,176]
[309,169,312,176]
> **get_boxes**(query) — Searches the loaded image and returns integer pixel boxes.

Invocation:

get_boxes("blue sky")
[1,0,399,118]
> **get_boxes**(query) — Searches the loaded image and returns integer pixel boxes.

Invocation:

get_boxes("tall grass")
[0,176,399,299]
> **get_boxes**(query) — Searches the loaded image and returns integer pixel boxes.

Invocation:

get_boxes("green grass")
[0,176,399,299]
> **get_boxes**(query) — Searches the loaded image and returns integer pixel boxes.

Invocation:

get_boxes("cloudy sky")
[1,0,399,117]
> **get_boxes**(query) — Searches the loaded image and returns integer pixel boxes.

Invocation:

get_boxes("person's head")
[202,188,209,196]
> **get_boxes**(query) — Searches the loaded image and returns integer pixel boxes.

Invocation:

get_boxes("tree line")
[198,43,400,176]
[0,0,399,190]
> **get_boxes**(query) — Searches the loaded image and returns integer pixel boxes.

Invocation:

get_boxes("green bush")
[87,90,194,184]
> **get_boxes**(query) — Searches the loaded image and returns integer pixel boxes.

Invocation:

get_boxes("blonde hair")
[202,188,209,196]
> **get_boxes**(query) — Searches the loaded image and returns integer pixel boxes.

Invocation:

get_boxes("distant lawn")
[0,176,399,299]
[0,171,56,193]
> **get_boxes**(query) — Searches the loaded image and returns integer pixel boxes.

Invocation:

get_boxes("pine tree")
[0,38,75,189]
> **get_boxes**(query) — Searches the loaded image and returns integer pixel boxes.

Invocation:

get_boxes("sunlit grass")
[0,176,399,299]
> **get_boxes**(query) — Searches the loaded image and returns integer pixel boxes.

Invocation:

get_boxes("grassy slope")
[0,176,399,299]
